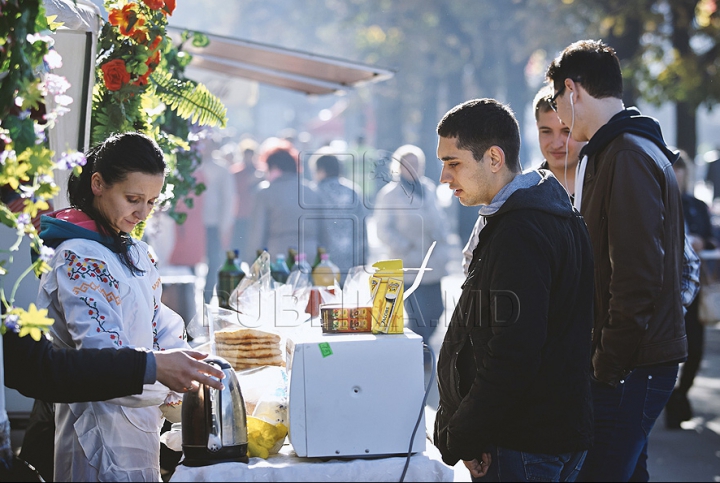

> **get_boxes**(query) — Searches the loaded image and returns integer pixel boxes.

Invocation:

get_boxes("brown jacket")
[581,132,687,386]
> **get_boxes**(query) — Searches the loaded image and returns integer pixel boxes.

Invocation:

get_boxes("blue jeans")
[472,447,586,482]
[577,365,678,482]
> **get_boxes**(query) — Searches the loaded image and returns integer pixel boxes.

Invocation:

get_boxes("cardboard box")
[369,260,404,334]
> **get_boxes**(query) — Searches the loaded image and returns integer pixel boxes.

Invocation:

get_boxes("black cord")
[399,296,437,482]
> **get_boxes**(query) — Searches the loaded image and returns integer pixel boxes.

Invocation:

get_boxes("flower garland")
[0,0,80,339]
[92,0,226,226]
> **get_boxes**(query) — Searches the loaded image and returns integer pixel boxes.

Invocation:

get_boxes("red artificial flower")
[142,0,164,9]
[133,70,151,87]
[148,35,162,51]
[101,59,131,91]
[163,0,176,16]
[108,4,147,38]
[146,48,161,70]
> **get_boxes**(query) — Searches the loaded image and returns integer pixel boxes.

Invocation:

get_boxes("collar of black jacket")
[580,107,679,165]
[493,169,575,219]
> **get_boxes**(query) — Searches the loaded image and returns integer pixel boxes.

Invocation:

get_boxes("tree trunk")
[676,101,697,159]
[671,0,699,159]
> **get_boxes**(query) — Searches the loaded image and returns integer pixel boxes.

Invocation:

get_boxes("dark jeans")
[578,365,678,482]
[472,446,586,482]
[666,297,705,427]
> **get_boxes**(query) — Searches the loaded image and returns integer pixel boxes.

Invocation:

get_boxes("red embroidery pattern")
[65,252,120,290]
[152,296,160,350]
[147,250,158,269]
[80,296,122,347]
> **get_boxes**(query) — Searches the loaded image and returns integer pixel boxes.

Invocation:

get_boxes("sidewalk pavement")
[430,272,720,482]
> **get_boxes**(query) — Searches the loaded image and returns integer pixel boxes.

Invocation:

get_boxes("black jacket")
[3,330,146,402]
[434,171,594,465]
[579,108,687,386]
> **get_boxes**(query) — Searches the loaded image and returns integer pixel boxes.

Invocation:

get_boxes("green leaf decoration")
[149,71,227,128]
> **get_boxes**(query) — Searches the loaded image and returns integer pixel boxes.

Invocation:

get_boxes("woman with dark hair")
[36,132,190,481]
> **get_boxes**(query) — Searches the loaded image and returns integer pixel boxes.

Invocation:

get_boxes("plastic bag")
[236,366,289,458]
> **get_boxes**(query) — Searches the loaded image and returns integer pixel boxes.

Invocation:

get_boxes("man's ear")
[487,146,506,173]
[566,78,581,102]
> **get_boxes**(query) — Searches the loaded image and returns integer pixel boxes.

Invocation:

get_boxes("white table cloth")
[170,441,454,482]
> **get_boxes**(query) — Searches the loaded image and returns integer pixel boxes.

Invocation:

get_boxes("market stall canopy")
[166,27,394,95]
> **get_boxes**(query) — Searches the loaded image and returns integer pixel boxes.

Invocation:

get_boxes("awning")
[166,27,394,95]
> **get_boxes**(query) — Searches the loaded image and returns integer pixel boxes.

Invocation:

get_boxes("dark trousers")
[473,446,586,482]
[665,297,705,426]
[578,365,678,482]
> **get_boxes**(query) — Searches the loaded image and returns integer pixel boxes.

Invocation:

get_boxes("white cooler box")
[286,328,426,458]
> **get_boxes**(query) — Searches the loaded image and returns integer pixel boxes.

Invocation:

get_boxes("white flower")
[0,150,15,166]
[15,213,31,232]
[27,33,54,45]
[18,185,35,199]
[39,245,55,263]
[4,314,20,332]
[33,123,47,144]
[38,174,54,185]
[44,74,71,96]
[56,151,87,170]
[54,94,72,106]
[44,49,63,69]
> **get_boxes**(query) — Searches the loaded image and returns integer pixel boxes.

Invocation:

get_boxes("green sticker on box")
[319,342,333,357]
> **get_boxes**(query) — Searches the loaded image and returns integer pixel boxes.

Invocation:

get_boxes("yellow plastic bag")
[246,416,288,459]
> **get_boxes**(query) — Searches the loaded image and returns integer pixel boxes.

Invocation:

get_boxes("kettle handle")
[205,358,228,452]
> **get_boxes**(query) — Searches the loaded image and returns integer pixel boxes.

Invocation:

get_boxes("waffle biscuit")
[216,345,282,358]
[214,328,281,344]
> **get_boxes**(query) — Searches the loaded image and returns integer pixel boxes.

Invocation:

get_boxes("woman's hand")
[154,349,225,392]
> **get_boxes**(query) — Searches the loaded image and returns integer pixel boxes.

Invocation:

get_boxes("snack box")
[369,259,404,334]
[320,304,372,333]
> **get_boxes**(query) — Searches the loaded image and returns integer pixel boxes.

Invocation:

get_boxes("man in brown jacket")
[546,39,687,482]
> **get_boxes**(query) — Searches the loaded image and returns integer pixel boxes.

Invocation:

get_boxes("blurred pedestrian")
[547,39,688,482]
[373,144,450,349]
[199,139,236,303]
[310,152,368,283]
[248,141,321,264]
[230,137,263,261]
[665,152,717,429]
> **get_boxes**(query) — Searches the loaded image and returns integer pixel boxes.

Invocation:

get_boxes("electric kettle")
[181,357,249,466]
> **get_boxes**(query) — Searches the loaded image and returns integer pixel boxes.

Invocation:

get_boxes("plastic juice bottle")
[289,252,312,285]
[287,247,298,270]
[312,253,341,287]
[313,246,327,268]
[217,251,245,309]
[271,254,291,283]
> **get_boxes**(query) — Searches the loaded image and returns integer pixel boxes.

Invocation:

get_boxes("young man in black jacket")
[434,98,594,481]
[547,39,687,481]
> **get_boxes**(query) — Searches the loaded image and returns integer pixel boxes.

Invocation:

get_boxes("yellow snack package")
[246,416,288,459]
[370,260,404,334]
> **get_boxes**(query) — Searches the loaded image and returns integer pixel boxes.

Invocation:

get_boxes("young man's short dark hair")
[533,85,554,121]
[546,39,623,100]
[437,98,522,173]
